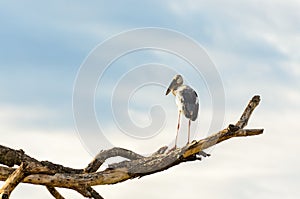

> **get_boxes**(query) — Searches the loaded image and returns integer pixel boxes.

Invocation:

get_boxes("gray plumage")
[166,74,199,148]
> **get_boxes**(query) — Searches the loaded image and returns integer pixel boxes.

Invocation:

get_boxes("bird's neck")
[172,85,181,95]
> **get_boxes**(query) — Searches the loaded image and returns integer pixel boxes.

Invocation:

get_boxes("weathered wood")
[0,95,263,198]
[84,147,144,173]
[86,187,104,199]
[0,128,262,188]
[75,186,104,199]
[0,145,79,198]
[46,187,65,199]
[0,162,27,199]
[236,95,260,129]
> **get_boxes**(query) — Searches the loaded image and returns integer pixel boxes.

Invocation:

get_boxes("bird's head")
[165,74,183,95]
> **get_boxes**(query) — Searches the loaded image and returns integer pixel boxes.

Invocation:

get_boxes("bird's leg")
[174,110,181,148]
[187,119,191,145]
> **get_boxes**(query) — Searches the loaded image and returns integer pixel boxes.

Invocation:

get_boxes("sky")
[0,0,300,198]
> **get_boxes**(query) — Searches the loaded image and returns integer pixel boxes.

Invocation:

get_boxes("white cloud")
[167,0,300,74]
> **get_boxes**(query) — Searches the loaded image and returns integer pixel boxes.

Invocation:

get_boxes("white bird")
[166,74,199,148]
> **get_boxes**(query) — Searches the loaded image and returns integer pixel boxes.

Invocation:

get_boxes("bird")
[165,74,199,148]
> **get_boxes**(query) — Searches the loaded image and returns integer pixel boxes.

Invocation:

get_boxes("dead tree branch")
[0,95,263,198]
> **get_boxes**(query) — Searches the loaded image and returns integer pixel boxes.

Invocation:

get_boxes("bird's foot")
[168,145,177,152]
[198,151,211,157]
[186,140,197,146]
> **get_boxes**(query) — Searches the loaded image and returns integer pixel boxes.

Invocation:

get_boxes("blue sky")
[0,1,300,198]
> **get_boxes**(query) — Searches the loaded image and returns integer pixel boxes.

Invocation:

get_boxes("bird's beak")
[165,88,171,95]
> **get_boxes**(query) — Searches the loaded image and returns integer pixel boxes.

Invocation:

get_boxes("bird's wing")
[179,86,199,121]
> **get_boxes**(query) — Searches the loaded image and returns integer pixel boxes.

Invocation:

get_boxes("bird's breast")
[175,94,184,111]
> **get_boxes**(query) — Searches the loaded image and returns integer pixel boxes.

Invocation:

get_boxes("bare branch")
[0,95,263,198]
[235,95,261,129]
[75,186,104,199]
[0,162,28,199]
[84,147,144,173]
[86,187,104,199]
[0,145,71,199]
[0,128,262,189]
[46,187,65,199]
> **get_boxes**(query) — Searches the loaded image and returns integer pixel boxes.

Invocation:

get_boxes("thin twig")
[0,162,28,199]
[46,187,65,199]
